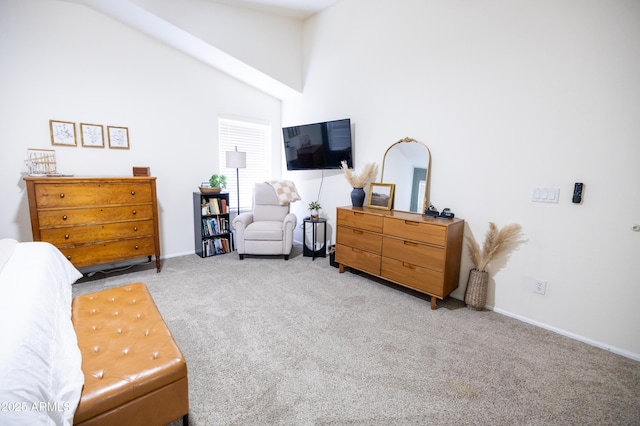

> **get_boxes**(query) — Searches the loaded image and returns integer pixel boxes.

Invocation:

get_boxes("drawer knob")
[62,215,68,221]
[131,191,136,196]
[65,234,69,240]
[135,245,139,250]
[132,210,137,215]
[133,226,138,232]
[66,255,72,260]
[405,220,419,226]
[59,193,65,198]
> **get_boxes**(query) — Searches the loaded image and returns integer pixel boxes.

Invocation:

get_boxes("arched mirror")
[380,137,431,213]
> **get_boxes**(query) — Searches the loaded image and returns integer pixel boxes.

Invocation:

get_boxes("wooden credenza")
[335,206,464,309]
[24,176,161,272]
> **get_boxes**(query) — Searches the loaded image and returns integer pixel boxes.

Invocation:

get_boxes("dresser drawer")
[335,243,381,275]
[33,183,152,208]
[40,220,155,246]
[381,257,444,297]
[58,237,156,268]
[382,236,445,272]
[37,205,154,227]
[383,217,446,246]
[337,225,382,254]
[337,209,383,233]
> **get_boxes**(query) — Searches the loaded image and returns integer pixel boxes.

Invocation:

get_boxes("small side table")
[303,218,327,260]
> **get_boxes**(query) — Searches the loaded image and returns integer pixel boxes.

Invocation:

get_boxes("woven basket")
[464,269,489,310]
[199,186,222,194]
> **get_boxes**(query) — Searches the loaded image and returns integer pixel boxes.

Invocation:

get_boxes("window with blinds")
[218,116,271,215]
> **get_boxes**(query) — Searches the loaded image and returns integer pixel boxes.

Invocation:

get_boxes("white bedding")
[0,239,84,425]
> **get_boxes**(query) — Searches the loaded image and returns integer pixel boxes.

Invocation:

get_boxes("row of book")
[202,197,228,215]
[202,237,232,256]
[202,217,230,237]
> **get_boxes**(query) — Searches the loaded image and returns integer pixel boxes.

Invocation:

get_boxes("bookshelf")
[193,192,233,257]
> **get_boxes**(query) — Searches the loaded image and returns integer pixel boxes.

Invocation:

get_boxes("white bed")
[0,239,84,425]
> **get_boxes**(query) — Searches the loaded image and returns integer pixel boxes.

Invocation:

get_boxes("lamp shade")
[225,150,246,169]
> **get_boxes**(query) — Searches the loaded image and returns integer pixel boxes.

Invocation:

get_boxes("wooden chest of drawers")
[24,176,161,272]
[335,206,464,309]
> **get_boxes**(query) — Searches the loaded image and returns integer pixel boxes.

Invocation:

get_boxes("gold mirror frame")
[380,137,432,214]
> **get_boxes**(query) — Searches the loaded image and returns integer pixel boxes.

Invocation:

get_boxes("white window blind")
[218,116,270,214]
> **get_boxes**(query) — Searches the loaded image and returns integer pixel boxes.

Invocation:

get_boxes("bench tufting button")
[145,329,150,336]
[110,297,116,302]
[123,348,129,355]
[153,352,159,359]
[93,370,104,379]
[93,346,100,353]
[117,328,123,334]
[136,313,142,319]
[113,311,119,316]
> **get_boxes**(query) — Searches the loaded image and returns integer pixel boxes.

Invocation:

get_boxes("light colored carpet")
[73,246,640,425]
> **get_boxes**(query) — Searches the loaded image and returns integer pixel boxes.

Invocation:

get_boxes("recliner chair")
[232,182,297,260]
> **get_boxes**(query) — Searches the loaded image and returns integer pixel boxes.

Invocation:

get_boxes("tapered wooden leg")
[339,264,344,273]
[431,296,437,310]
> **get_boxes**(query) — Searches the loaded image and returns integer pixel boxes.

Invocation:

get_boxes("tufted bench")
[71,282,189,426]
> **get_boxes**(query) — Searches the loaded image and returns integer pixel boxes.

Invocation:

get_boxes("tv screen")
[282,118,353,170]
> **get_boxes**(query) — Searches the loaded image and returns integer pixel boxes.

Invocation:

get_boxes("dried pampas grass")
[467,222,524,272]
[340,161,378,188]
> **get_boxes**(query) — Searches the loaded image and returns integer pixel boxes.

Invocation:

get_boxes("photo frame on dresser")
[49,120,77,146]
[80,123,104,148]
[368,183,395,210]
[107,126,129,149]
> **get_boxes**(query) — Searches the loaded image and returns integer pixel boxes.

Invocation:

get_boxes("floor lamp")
[225,147,246,216]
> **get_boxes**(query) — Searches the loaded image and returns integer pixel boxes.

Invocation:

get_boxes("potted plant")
[340,160,378,207]
[465,222,525,310]
[308,201,322,220]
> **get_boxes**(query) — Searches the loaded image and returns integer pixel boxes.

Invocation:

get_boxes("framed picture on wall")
[49,120,77,146]
[368,183,395,210]
[80,123,104,148]
[107,126,129,149]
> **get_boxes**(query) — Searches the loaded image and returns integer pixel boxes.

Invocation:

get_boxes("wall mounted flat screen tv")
[282,118,353,170]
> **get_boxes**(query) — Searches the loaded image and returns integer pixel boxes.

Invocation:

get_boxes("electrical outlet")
[534,280,547,295]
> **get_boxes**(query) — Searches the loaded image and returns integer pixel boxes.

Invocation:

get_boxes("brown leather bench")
[72,282,189,426]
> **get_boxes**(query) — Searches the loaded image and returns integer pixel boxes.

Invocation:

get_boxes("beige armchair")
[232,182,297,260]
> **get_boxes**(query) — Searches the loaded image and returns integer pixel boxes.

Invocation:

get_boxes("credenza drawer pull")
[62,215,68,221]
[353,230,363,235]
[351,247,363,253]
[131,191,136,196]
[135,245,140,250]
[404,220,419,226]
[59,193,65,198]
[402,262,415,269]
[132,210,137,215]
[133,227,138,232]
[404,240,418,247]
[66,255,72,260]
[64,234,69,240]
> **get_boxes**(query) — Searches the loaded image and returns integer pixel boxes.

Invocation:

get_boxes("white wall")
[0,0,282,257]
[283,0,640,358]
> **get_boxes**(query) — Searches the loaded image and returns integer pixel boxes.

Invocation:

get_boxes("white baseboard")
[449,294,639,362]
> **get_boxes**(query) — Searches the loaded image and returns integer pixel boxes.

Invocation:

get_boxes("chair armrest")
[233,212,254,230]
[232,213,253,254]
[283,213,297,229]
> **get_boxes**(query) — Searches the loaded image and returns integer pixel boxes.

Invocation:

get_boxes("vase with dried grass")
[465,222,524,310]
[340,161,378,207]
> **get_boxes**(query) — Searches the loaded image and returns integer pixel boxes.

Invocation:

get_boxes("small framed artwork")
[368,183,395,210]
[50,120,77,146]
[80,123,104,148]
[107,126,129,149]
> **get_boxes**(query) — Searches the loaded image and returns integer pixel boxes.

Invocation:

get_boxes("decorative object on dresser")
[380,137,431,213]
[340,160,379,207]
[335,206,464,309]
[367,183,395,210]
[193,191,232,257]
[24,176,161,272]
[465,222,525,310]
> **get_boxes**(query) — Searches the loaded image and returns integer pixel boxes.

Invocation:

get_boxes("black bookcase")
[193,192,232,257]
